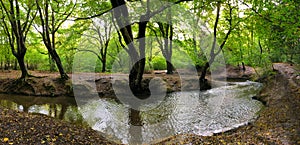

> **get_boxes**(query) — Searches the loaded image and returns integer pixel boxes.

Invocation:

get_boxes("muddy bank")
[0,78,73,96]
[0,75,196,97]
[0,65,254,97]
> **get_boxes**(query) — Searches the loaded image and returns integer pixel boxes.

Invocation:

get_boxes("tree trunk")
[129,108,142,126]
[5,59,10,70]
[199,62,211,90]
[111,0,149,96]
[129,62,140,93]
[129,108,143,144]
[101,58,106,73]
[166,60,173,74]
[167,23,173,74]
[59,105,67,120]
[17,54,29,79]
[242,62,246,71]
[200,62,209,81]
[110,0,140,94]
[133,20,147,94]
[49,49,69,80]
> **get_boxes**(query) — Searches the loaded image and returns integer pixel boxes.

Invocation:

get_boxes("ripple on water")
[79,81,264,144]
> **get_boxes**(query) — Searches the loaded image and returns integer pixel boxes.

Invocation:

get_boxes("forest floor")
[0,63,299,144]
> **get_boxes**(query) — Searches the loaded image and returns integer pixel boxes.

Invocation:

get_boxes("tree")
[151,19,174,74]
[252,0,300,64]
[0,0,36,79]
[35,0,76,80]
[56,20,90,73]
[79,16,113,72]
[110,0,149,95]
[198,1,238,83]
[110,0,191,94]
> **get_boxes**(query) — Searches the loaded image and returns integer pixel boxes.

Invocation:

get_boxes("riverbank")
[0,65,254,97]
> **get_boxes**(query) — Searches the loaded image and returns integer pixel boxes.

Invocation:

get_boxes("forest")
[0,0,298,79]
[0,0,299,144]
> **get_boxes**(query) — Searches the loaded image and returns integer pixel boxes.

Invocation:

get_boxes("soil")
[0,70,73,96]
[0,63,299,144]
[0,65,254,97]
[0,107,117,144]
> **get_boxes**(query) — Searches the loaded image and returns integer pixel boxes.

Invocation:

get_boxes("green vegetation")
[0,1,299,144]
[0,0,298,81]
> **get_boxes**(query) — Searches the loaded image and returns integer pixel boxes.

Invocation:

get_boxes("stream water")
[0,81,264,144]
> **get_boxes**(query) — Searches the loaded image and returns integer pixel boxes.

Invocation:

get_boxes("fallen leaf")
[3,137,9,142]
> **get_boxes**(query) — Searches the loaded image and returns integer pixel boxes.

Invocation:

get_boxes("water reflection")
[80,81,264,144]
[0,81,264,144]
[0,95,85,126]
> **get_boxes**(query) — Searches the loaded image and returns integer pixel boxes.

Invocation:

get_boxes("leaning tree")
[0,0,37,79]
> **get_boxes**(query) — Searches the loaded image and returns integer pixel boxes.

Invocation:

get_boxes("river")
[0,81,264,144]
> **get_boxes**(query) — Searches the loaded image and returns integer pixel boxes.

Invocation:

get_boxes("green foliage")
[152,56,166,70]
[0,0,299,75]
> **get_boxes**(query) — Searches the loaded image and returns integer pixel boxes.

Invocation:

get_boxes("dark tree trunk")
[242,62,246,71]
[198,2,222,90]
[199,62,211,90]
[166,60,173,74]
[200,62,209,81]
[101,58,106,73]
[51,28,68,79]
[13,40,30,79]
[101,40,110,73]
[23,105,29,112]
[4,63,8,70]
[129,108,142,144]
[49,49,69,80]
[111,0,148,95]
[17,54,29,79]
[129,108,142,126]
[167,23,173,74]
[134,20,147,93]
[0,0,36,79]
[128,54,146,96]
[59,105,67,120]
[157,22,173,74]
[36,0,69,80]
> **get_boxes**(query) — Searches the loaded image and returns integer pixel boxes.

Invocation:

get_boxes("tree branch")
[53,1,76,33]
[238,0,272,23]
[77,49,102,61]
[36,0,48,46]
[209,2,220,64]
[75,8,112,21]
[24,11,37,40]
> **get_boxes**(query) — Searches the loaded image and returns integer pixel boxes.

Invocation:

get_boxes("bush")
[152,56,166,70]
